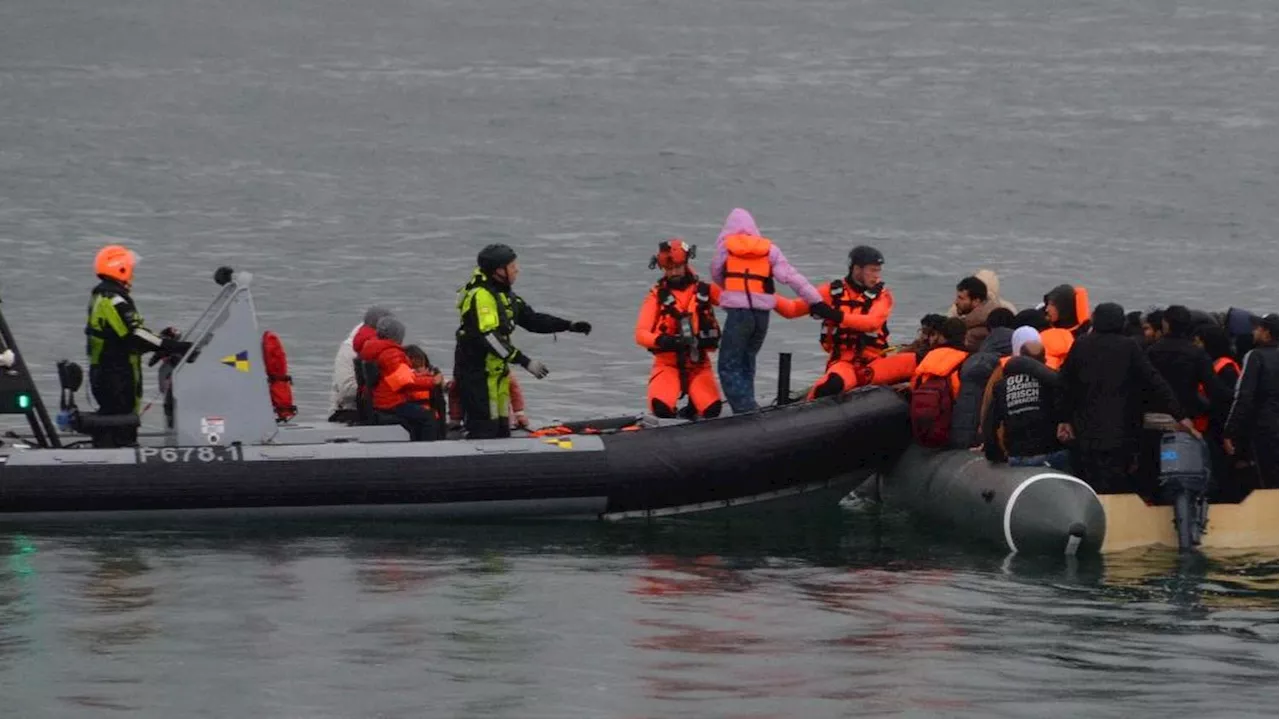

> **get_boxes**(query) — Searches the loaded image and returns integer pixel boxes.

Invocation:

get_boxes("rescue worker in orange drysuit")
[634,240,724,419]
[776,245,917,399]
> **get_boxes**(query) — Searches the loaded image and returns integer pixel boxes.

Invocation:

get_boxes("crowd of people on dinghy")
[80,207,1277,496]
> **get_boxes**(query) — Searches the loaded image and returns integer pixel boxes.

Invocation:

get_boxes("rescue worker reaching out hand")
[634,239,724,419]
[84,244,192,447]
[775,245,917,399]
[454,243,591,439]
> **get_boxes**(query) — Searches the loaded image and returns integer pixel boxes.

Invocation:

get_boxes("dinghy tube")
[880,445,1106,556]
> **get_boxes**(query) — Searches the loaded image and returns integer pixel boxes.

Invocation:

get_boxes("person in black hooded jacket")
[984,339,1067,469]
[1191,322,1247,498]
[1040,284,1091,370]
[1146,305,1231,424]
[1224,313,1279,489]
[949,308,1015,448]
[1057,302,1198,493]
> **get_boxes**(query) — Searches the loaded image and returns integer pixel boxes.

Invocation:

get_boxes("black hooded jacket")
[1145,335,1231,419]
[1224,342,1279,445]
[950,327,1013,448]
[1058,303,1185,450]
[1044,284,1091,335]
[1044,285,1078,328]
[984,355,1062,461]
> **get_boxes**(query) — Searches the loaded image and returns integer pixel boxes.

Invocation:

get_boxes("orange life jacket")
[406,370,436,403]
[910,346,969,399]
[1193,356,1242,432]
[1042,286,1092,370]
[529,423,640,438]
[646,279,721,359]
[359,339,437,412]
[819,279,891,360]
[1069,286,1091,334]
[261,331,296,423]
[1213,356,1241,377]
[1040,328,1073,370]
[720,234,775,297]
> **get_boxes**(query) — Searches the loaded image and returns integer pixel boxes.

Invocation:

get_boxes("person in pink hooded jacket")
[711,208,823,412]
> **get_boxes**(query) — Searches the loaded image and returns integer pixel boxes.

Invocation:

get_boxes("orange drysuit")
[776,278,917,398]
[634,277,724,418]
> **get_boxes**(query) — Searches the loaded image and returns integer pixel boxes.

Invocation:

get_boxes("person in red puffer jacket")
[357,317,441,441]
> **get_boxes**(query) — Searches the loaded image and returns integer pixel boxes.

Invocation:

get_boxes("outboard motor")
[1159,431,1211,551]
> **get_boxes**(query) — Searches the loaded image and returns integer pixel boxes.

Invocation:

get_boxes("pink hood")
[717,207,761,242]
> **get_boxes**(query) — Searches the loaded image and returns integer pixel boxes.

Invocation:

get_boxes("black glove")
[569,321,592,335]
[809,302,842,323]
[214,266,235,286]
[654,335,683,351]
[150,328,184,366]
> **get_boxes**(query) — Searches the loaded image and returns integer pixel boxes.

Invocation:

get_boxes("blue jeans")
[717,308,770,413]
[1009,449,1072,472]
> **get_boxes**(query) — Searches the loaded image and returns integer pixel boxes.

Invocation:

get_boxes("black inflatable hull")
[879,445,1106,556]
[0,387,910,524]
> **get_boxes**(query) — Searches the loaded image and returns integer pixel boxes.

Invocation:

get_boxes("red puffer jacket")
[357,338,438,411]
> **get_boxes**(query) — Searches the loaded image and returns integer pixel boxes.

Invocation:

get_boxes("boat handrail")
[167,272,253,382]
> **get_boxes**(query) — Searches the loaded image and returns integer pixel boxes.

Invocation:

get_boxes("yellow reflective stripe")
[133,327,163,347]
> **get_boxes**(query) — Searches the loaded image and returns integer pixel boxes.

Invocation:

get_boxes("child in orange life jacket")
[357,318,441,441]
[774,245,918,399]
[634,239,724,419]
[403,345,445,420]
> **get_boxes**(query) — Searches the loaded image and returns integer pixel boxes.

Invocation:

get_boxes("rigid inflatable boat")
[0,269,911,524]
[875,445,1107,556]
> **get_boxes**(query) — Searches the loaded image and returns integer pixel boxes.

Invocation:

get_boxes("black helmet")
[477,244,517,275]
[848,245,885,268]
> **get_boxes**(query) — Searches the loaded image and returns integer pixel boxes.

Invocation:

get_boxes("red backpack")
[261,331,297,423]
[910,373,954,448]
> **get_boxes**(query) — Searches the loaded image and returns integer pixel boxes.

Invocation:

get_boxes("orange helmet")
[94,244,137,285]
[649,239,696,271]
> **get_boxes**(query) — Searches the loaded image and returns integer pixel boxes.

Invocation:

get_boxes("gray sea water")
[0,0,1276,716]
